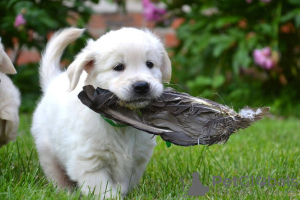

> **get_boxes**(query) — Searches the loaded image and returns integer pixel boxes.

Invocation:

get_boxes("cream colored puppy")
[0,40,20,147]
[31,27,171,198]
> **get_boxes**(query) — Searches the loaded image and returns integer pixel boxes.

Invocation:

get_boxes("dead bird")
[78,85,269,146]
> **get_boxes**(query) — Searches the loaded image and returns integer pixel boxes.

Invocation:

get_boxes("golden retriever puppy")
[0,39,20,147]
[31,27,171,198]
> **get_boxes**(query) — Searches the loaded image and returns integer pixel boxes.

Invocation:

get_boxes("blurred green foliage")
[1,0,300,116]
[163,0,300,116]
[0,0,100,112]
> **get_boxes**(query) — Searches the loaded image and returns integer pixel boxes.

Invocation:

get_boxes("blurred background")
[1,0,299,117]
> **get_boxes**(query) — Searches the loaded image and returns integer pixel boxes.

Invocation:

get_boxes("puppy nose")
[133,81,150,95]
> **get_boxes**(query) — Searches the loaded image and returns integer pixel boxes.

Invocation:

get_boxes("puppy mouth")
[118,98,153,109]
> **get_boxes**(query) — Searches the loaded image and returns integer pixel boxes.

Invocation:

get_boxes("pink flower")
[142,0,166,22]
[246,0,252,3]
[260,47,271,56]
[14,14,26,27]
[253,47,278,70]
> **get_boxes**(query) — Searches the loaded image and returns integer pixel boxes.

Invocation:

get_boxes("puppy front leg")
[68,158,122,199]
[78,169,122,199]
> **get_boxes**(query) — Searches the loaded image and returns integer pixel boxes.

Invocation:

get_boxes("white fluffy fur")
[238,108,262,120]
[0,39,20,147]
[31,27,172,198]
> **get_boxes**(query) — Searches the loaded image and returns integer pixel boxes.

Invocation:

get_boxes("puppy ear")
[67,50,94,91]
[161,50,172,83]
[0,47,17,74]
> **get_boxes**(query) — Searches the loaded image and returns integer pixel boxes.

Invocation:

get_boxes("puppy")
[31,27,171,198]
[0,39,20,147]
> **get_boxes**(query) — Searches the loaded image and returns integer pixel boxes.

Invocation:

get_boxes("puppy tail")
[39,28,84,92]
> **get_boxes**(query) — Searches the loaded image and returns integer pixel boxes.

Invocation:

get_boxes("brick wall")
[16,0,178,65]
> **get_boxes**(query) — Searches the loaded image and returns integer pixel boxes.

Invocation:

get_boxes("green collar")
[100,115,128,127]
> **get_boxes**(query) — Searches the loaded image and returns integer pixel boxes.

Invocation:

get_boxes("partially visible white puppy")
[0,39,20,147]
[31,27,171,198]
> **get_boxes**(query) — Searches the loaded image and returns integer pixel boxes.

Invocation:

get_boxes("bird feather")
[78,85,270,146]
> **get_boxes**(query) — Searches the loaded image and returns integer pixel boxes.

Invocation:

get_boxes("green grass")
[1,114,300,199]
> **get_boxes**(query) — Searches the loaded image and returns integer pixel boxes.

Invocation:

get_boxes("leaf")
[246,35,259,49]
[212,75,225,88]
[166,141,172,148]
[193,33,211,53]
[281,9,300,23]
[295,14,300,28]
[6,0,20,8]
[191,76,212,88]
[214,16,241,29]
[208,34,236,57]
[227,28,245,39]
[288,0,300,5]
[232,39,252,74]
[212,40,235,57]
[255,23,273,37]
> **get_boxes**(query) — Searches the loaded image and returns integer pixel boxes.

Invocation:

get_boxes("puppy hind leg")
[37,145,76,190]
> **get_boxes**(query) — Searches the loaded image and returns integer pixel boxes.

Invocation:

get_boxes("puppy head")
[67,28,171,108]
[0,39,17,74]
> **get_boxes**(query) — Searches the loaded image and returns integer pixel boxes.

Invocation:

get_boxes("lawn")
[0,114,299,199]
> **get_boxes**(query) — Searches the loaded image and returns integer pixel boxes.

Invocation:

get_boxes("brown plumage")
[78,85,269,146]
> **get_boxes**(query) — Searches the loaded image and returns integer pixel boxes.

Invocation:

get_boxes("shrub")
[162,0,300,116]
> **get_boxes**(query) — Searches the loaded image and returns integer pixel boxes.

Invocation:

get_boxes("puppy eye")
[146,61,154,69]
[114,63,125,71]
